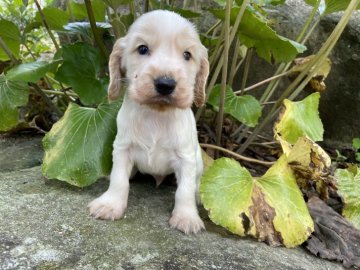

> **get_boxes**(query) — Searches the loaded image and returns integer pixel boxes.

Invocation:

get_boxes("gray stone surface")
[0,136,347,269]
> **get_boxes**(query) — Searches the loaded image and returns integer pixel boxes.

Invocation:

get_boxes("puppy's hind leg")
[88,149,133,220]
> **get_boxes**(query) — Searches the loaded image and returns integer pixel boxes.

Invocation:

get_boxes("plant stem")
[235,71,290,94]
[228,38,240,86]
[144,0,149,12]
[129,1,136,19]
[84,0,109,60]
[0,37,19,64]
[34,0,60,51]
[30,83,63,117]
[200,143,275,166]
[239,48,253,95]
[215,0,232,148]
[42,89,78,97]
[296,0,321,42]
[236,0,322,147]
[238,0,360,154]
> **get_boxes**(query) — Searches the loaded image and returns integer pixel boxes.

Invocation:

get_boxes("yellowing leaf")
[287,136,331,182]
[288,55,332,92]
[200,155,313,247]
[286,136,333,198]
[274,93,323,144]
[335,167,360,230]
[201,149,214,173]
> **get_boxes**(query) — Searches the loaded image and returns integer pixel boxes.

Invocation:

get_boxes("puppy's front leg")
[88,149,133,220]
[169,156,205,234]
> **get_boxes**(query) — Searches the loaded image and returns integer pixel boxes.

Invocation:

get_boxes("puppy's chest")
[129,131,176,176]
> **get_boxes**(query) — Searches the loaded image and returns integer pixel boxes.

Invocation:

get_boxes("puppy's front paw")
[88,192,127,221]
[169,209,205,234]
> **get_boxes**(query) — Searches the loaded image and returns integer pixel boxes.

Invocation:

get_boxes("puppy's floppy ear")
[194,45,209,107]
[108,38,126,102]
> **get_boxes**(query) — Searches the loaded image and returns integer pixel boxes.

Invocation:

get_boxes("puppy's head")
[107,10,209,109]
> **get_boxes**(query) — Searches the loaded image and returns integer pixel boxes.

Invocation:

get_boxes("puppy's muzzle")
[154,76,176,95]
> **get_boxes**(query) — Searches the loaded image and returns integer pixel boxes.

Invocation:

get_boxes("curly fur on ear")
[194,47,209,107]
[108,38,125,102]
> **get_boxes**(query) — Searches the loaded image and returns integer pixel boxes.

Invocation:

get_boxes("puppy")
[88,10,209,234]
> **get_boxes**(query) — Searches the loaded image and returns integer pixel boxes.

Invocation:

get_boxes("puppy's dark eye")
[183,51,191,61]
[138,45,149,55]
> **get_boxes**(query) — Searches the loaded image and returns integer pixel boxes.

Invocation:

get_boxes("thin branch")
[84,0,109,60]
[215,0,232,148]
[228,39,240,86]
[235,71,290,94]
[42,89,78,97]
[200,143,275,167]
[34,0,60,51]
[30,83,63,117]
[238,48,253,95]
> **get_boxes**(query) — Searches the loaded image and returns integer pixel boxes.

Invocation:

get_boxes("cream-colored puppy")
[88,10,209,234]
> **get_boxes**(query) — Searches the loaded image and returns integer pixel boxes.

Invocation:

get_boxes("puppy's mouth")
[144,95,175,106]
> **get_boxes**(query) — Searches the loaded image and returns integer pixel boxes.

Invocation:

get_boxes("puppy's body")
[88,10,209,234]
[116,96,202,178]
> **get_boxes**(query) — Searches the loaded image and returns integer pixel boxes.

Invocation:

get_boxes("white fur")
[88,10,209,234]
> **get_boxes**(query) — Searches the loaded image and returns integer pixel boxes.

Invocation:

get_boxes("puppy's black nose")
[154,76,176,95]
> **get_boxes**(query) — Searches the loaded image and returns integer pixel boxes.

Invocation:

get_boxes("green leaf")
[42,101,120,187]
[208,85,262,127]
[55,43,107,105]
[0,19,21,61]
[248,0,286,5]
[6,60,61,83]
[210,7,306,63]
[70,0,106,22]
[274,92,323,144]
[150,1,201,18]
[35,7,70,30]
[200,155,314,247]
[352,138,360,150]
[0,74,29,131]
[305,0,360,16]
[335,167,360,229]
[101,0,132,11]
[63,22,111,35]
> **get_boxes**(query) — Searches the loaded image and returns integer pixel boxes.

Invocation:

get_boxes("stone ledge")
[0,163,345,269]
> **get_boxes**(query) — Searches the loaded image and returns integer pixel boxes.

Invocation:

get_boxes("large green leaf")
[210,7,306,63]
[0,19,20,61]
[70,0,106,22]
[305,0,360,15]
[200,155,314,247]
[335,166,360,230]
[55,43,107,105]
[0,74,29,131]
[35,7,69,30]
[208,85,262,127]
[42,101,120,187]
[274,92,323,144]
[6,60,61,83]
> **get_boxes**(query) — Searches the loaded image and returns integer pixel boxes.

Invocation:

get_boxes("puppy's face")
[108,10,209,109]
